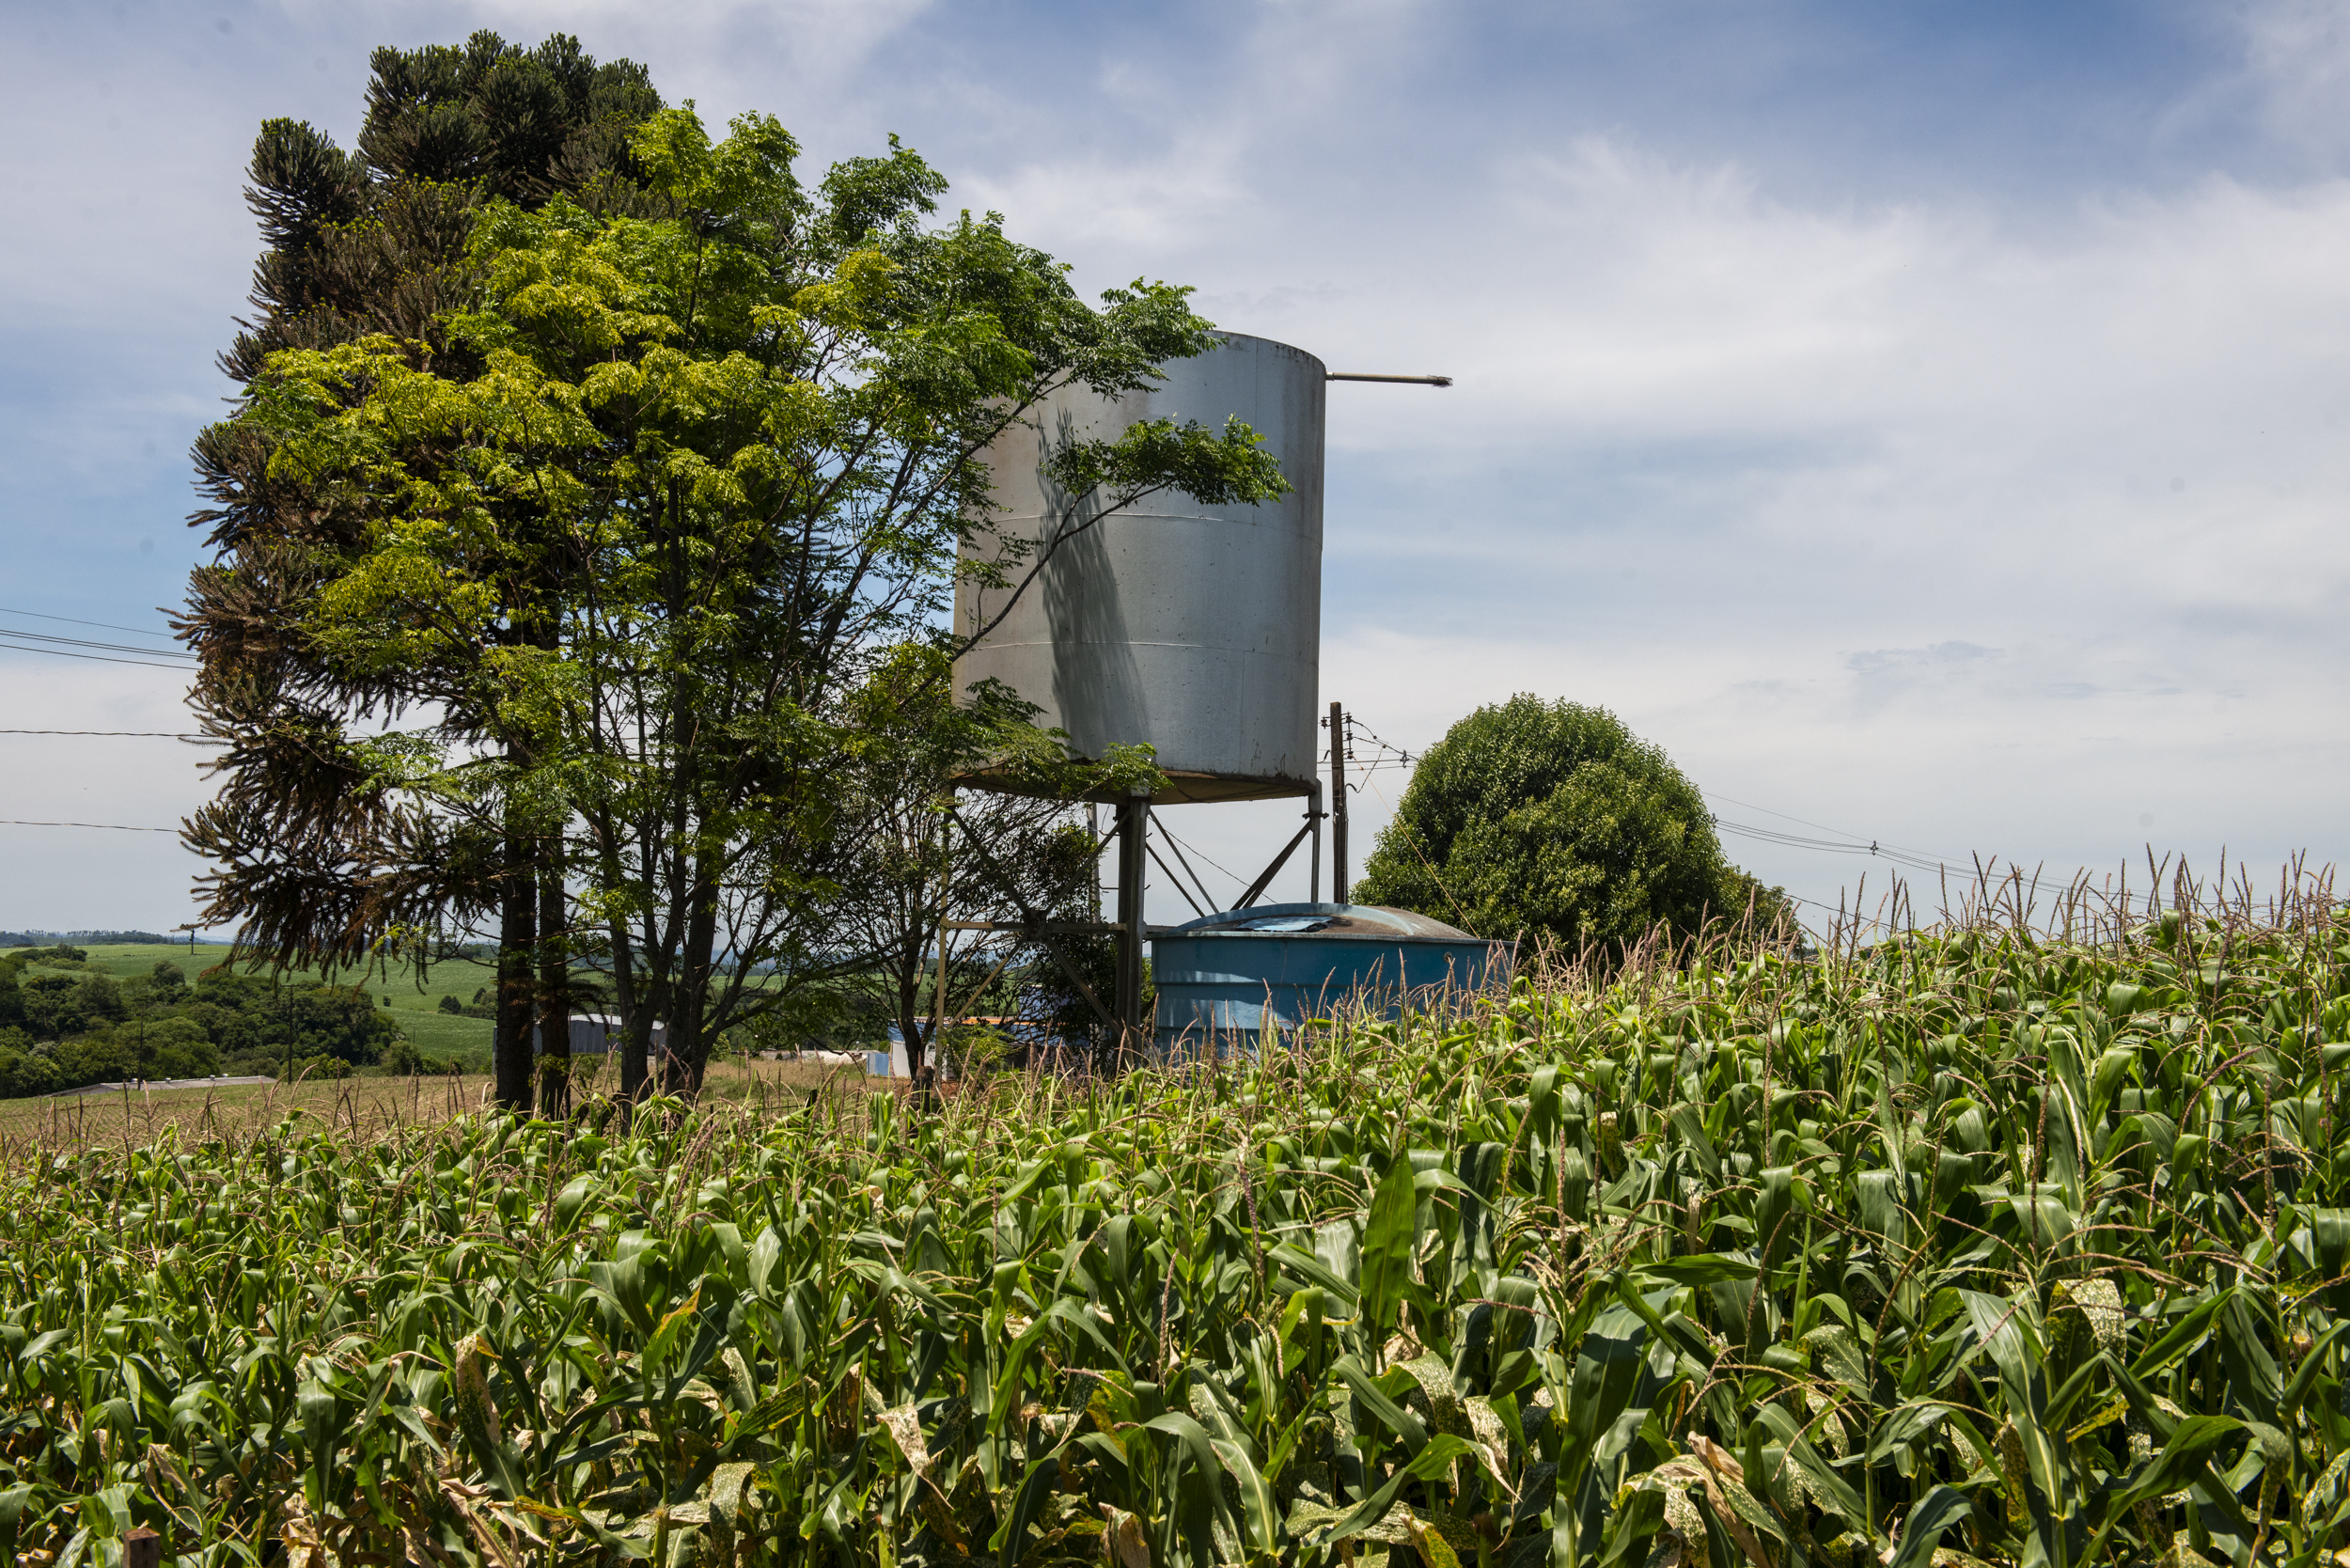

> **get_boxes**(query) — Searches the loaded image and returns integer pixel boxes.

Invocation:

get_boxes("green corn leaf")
[2279,1319,2350,1415]
[1885,1485,1972,1568]
[1209,1434,1282,1556]
[989,1454,1061,1568]
[2083,1414,2247,1563]
[1334,1353,1433,1456]
[1268,1243,1360,1308]
[1359,1155,1420,1362]
[1630,1253,1758,1288]
[2131,1290,2231,1379]
[1308,1435,1483,1550]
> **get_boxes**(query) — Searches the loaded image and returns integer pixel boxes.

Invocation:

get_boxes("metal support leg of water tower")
[1115,791,1151,1049]
[1308,780,1324,904]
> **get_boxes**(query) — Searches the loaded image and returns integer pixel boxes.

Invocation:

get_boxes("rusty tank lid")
[1159,902,1480,941]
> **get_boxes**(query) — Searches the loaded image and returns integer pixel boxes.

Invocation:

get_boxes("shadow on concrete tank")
[1152,902,1511,1054]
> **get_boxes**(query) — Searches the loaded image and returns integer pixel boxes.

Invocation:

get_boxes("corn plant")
[3,887,2349,1568]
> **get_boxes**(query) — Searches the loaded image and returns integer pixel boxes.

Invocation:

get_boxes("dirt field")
[0,1056,869,1163]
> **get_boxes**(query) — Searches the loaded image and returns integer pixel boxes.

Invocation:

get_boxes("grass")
[1,870,2347,1567]
[0,1057,860,1162]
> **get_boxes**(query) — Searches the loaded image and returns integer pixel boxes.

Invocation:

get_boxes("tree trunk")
[494,816,537,1112]
[898,1000,927,1084]
[901,934,929,1083]
[670,875,718,1095]
[536,849,570,1117]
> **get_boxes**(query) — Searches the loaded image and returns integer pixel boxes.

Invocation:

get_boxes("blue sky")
[5,0,2349,933]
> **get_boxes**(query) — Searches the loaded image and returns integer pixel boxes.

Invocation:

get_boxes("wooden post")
[124,1527,163,1568]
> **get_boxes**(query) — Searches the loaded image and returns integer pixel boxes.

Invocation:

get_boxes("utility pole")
[1328,700,1350,905]
[1114,789,1152,1052]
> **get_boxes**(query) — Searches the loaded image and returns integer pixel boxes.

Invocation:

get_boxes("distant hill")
[1,930,181,947]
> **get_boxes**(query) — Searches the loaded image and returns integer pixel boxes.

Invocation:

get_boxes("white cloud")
[1073,124,2350,918]
[2235,0,2350,158]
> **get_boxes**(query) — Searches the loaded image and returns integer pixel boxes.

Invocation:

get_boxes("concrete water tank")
[952,333,1324,803]
[1152,903,1508,1050]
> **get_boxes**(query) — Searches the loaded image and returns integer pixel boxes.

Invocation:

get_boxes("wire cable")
[1702,789,1957,868]
[0,604,180,640]
[0,640,192,671]
[0,819,178,833]
[0,730,212,738]
[1335,713,1418,791]
[1708,817,1950,877]
[0,627,196,661]
[1153,820,1246,898]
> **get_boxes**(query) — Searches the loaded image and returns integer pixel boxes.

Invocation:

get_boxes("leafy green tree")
[269,987,402,1066]
[1355,695,1794,958]
[19,973,129,1043]
[0,1033,60,1099]
[182,30,667,1111]
[240,106,1285,1100]
[819,651,1112,1079]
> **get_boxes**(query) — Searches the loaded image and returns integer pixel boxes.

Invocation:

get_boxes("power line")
[1701,788,1955,867]
[0,819,177,833]
[1337,713,1417,788]
[1709,816,1950,877]
[0,730,218,741]
[0,604,180,641]
[0,639,191,671]
[0,627,196,661]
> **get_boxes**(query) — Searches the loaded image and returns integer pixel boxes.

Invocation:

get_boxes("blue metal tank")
[1152,903,1507,1052]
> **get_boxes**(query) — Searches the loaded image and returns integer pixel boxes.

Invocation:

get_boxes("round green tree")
[1353,695,1792,956]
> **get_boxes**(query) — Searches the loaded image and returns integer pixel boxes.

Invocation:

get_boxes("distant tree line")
[0,931,182,947]
[0,949,404,1099]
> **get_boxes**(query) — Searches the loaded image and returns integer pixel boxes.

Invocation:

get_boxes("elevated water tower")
[952,332,1458,1044]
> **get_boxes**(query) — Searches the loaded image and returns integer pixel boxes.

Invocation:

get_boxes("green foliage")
[384,1038,464,1075]
[1357,695,1794,955]
[46,1019,219,1088]
[0,958,414,1098]
[8,898,2350,1563]
[8,945,86,964]
[0,1031,58,1099]
[268,985,404,1067]
[17,972,127,1042]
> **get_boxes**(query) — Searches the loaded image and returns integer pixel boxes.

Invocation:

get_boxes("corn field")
[6,878,2350,1568]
